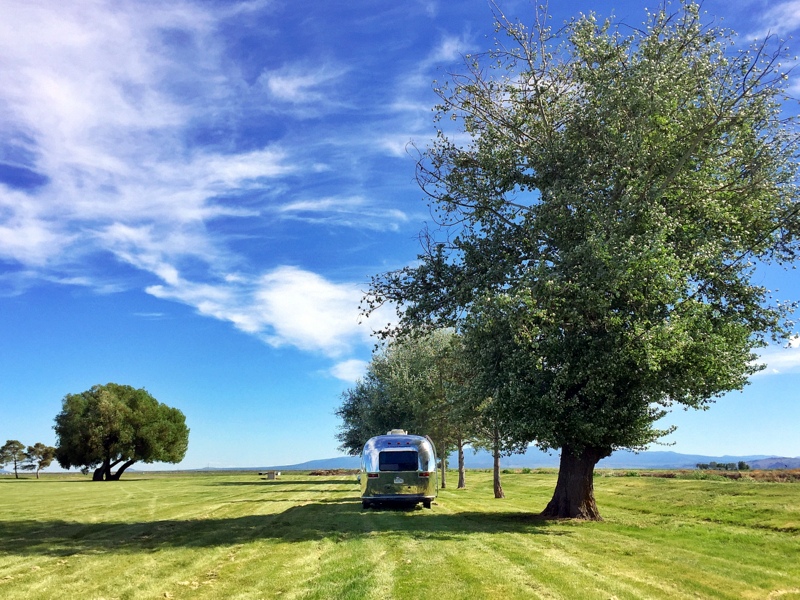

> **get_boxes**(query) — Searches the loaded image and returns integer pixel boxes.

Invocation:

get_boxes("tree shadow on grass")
[0,502,563,557]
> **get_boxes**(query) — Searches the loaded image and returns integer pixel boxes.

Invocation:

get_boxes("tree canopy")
[336,329,469,486]
[365,1,800,519]
[0,440,27,479]
[22,443,57,479]
[54,383,189,480]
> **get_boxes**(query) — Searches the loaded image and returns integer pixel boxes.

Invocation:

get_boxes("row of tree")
[0,440,56,479]
[336,329,524,499]
[696,461,750,471]
[346,1,800,520]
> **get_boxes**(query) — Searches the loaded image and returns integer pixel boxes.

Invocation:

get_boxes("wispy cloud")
[380,31,476,156]
[146,265,380,357]
[0,1,296,275]
[427,33,472,66]
[416,0,439,18]
[259,62,349,111]
[754,336,800,375]
[748,1,800,38]
[0,0,428,368]
[277,196,409,231]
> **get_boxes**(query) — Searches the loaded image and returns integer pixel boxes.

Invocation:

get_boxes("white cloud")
[0,1,301,280]
[278,197,364,213]
[258,62,349,114]
[147,265,376,357]
[330,359,369,382]
[377,135,421,158]
[380,31,475,150]
[754,336,800,375]
[0,187,74,266]
[277,196,409,231]
[254,266,367,354]
[0,0,425,287]
[0,0,408,366]
[419,0,439,18]
[748,1,800,38]
[427,34,471,66]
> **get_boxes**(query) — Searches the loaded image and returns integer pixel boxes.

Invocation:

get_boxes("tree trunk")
[108,460,137,481]
[540,445,606,520]
[492,441,504,499]
[93,457,121,481]
[457,438,466,489]
[440,454,447,489]
[93,461,108,481]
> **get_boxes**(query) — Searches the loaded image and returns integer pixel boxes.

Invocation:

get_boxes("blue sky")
[2,0,800,470]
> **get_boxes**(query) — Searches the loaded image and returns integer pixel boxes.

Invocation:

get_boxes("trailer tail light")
[419,472,430,477]
[368,473,379,478]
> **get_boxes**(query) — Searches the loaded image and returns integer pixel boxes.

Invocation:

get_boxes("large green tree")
[0,440,27,479]
[366,2,800,519]
[54,383,189,480]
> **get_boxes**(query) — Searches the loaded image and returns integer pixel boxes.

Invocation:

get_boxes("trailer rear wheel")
[423,499,432,509]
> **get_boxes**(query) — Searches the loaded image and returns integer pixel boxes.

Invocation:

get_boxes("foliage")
[337,326,532,494]
[0,471,799,599]
[459,298,535,497]
[336,330,472,487]
[53,383,189,480]
[696,461,748,471]
[365,0,800,518]
[21,443,56,479]
[0,440,26,479]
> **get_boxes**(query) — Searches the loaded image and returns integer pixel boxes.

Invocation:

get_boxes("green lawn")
[1,470,798,599]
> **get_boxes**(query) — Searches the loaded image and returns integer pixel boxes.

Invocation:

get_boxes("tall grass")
[1,470,798,599]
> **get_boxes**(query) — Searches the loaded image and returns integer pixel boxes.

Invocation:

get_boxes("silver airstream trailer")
[360,429,438,509]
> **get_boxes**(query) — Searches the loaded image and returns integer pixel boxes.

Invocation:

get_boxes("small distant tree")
[0,440,27,478]
[738,461,750,471]
[54,383,189,480]
[22,443,57,479]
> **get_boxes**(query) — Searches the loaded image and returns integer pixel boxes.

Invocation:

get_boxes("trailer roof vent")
[387,429,407,435]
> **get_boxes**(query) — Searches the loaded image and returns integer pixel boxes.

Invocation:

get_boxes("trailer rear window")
[379,450,418,472]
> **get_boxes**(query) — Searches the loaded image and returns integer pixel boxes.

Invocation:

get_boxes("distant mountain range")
[5,450,797,476]
[249,448,800,472]
[746,457,800,470]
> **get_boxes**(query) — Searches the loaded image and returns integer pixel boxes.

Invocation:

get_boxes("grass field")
[1,469,798,599]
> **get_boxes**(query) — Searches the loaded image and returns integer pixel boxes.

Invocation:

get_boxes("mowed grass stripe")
[430,477,656,598]
[596,477,800,531]
[549,524,748,600]
[2,470,799,599]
